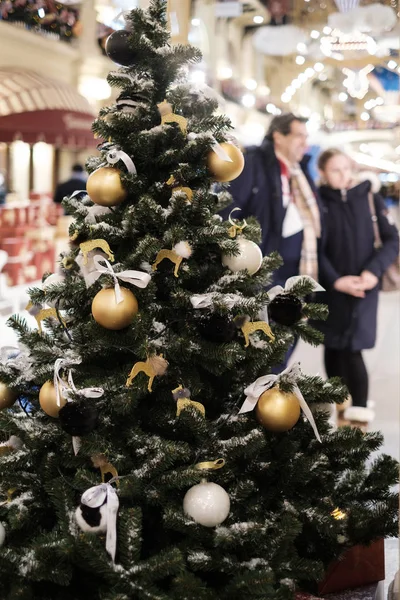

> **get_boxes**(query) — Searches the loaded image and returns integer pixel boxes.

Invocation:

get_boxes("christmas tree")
[0,2,397,599]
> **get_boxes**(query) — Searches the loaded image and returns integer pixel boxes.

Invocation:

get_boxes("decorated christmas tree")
[0,2,397,599]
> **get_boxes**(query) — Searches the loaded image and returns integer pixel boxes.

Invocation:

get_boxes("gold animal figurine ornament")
[80,239,115,265]
[158,100,188,134]
[126,354,169,392]
[239,319,275,348]
[166,175,193,204]
[33,307,67,334]
[91,454,119,487]
[172,385,206,418]
[152,242,192,278]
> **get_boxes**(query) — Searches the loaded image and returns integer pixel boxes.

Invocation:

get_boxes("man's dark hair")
[72,164,84,173]
[265,113,307,142]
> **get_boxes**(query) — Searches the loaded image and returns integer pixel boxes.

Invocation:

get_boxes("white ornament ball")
[183,481,230,527]
[43,273,65,308]
[0,522,5,547]
[43,273,65,289]
[222,238,263,276]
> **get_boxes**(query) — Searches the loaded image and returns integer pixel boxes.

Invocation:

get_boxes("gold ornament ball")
[207,143,245,183]
[255,387,301,432]
[0,382,17,410]
[87,167,127,207]
[39,381,67,418]
[92,287,138,330]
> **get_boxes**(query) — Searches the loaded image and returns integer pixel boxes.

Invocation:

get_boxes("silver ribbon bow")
[239,363,321,443]
[54,357,104,407]
[190,293,242,309]
[105,147,137,175]
[80,481,119,562]
[268,276,325,301]
[0,346,20,363]
[93,255,151,305]
[188,132,233,162]
[85,205,112,225]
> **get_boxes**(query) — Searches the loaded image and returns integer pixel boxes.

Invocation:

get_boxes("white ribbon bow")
[239,363,321,443]
[80,481,119,562]
[54,357,104,407]
[268,276,325,301]
[190,293,241,310]
[105,147,137,175]
[0,346,19,363]
[70,190,88,200]
[93,255,151,305]
[85,205,112,225]
[188,132,233,163]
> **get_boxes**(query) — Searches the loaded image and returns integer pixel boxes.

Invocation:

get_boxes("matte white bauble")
[43,273,65,308]
[43,273,65,289]
[183,481,230,527]
[0,522,5,547]
[222,238,262,275]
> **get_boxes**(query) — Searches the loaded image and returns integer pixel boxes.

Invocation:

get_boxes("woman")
[318,149,399,428]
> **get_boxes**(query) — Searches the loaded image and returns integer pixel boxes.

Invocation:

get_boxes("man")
[221,113,323,288]
[54,164,87,205]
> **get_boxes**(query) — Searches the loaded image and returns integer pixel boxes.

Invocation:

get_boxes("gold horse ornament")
[240,320,275,348]
[80,239,115,265]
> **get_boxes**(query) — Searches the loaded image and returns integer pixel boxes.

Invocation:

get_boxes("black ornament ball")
[59,400,98,436]
[105,30,136,66]
[268,294,303,326]
[197,314,236,343]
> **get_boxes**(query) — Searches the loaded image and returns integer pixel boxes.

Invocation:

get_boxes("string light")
[360,112,370,121]
[281,93,291,103]
[338,92,348,102]
[331,508,347,521]
[310,30,320,39]
[314,62,324,72]
[245,79,257,91]
[305,67,315,78]
[242,94,256,108]
[323,26,332,34]
[388,60,397,69]
[218,66,233,80]
[253,15,264,24]
[296,56,306,65]
[191,18,200,26]
[297,42,307,53]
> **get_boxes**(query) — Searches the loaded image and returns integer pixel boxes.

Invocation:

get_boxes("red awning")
[0,68,97,148]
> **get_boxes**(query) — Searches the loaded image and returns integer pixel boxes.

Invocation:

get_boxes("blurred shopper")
[221,113,327,370]
[54,164,87,205]
[318,149,399,429]
[222,113,324,287]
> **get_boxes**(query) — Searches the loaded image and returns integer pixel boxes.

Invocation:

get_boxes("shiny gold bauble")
[255,387,301,432]
[92,287,138,330]
[39,381,67,418]
[207,143,245,183]
[0,382,17,410]
[87,167,127,207]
